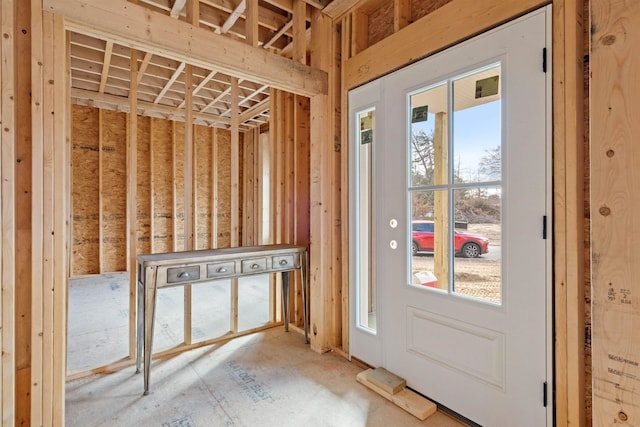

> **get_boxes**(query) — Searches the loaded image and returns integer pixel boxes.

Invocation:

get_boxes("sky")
[412,100,502,183]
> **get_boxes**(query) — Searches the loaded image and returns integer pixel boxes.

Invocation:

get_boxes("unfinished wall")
[70,105,238,276]
[71,106,100,275]
[195,126,212,249]
[137,116,152,255]
[14,0,31,423]
[591,0,640,424]
[101,110,127,271]
[216,128,232,248]
[270,91,312,329]
[151,117,174,253]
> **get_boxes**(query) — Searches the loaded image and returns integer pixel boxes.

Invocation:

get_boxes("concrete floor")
[66,273,467,426]
[66,329,467,427]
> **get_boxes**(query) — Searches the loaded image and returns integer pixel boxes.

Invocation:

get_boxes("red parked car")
[411,220,490,258]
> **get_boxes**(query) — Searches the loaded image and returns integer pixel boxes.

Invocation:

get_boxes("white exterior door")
[349,8,552,426]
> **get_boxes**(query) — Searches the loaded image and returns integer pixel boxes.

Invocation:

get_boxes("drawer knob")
[251,263,260,269]
[217,267,228,273]
[178,272,191,279]
[279,259,288,266]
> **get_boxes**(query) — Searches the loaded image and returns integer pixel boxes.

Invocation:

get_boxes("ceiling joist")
[45,0,327,97]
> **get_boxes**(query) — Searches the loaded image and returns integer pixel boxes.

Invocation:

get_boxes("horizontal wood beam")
[44,0,328,97]
[321,0,362,20]
[343,0,547,89]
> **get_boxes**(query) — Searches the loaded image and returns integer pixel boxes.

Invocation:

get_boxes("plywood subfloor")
[66,328,467,427]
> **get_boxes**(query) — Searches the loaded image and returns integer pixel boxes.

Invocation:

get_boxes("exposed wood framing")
[29,1,44,424]
[591,0,640,424]
[309,8,333,352]
[128,48,139,361]
[553,0,586,425]
[98,41,112,93]
[274,89,284,244]
[246,0,259,47]
[293,95,311,328]
[31,10,68,426]
[170,0,187,17]
[136,51,153,84]
[219,0,247,35]
[183,61,194,343]
[187,0,200,28]
[98,109,105,271]
[1,0,16,423]
[211,127,219,248]
[270,88,283,322]
[321,0,362,20]
[263,19,293,49]
[154,62,186,104]
[293,0,308,63]
[15,0,33,422]
[230,77,240,333]
[339,12,350,354]
[71,88,235,128]
[230,77,240,246]
[350,10,367,56]
[329,15,342,351]
[343,0,546,89]
[393,0,410,31]
[44,0,328,97]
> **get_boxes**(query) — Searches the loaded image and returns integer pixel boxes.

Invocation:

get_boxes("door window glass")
[356,108,376,332]
[409,64,502,305]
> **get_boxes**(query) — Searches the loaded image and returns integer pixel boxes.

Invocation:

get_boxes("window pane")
[453,64,501,183]
[410,83,447,187]
[357,109,376,332]
[452,187,502,304]
[410,190,449,292]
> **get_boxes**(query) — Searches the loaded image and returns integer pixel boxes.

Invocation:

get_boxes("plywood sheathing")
[591,0,640,423]
[366,1,393,46]
[70,107,236,275]
[101,110,127,271]
[173,122,186,251]
[151,117,174,253]
[410,0,452,26]
[216,129,232,248]
[71,105,100,275]
[137,116,152,255]
[195,126,213,249]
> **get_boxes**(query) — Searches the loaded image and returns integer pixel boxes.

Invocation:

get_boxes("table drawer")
[167,265,200,283]
[207,261,236,278]
[241,257,267,273]
[272,254,297,270]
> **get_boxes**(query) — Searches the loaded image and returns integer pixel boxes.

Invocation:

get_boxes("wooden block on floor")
[356,369,436,421]
[391,388,437,421]
[356,369,392,400]
[367,367,406,395]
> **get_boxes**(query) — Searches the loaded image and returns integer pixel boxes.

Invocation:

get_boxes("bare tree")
[478,145,501,180]
[411,130,435,185]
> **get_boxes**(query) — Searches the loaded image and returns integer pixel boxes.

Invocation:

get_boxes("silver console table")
[136,244,309,395]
